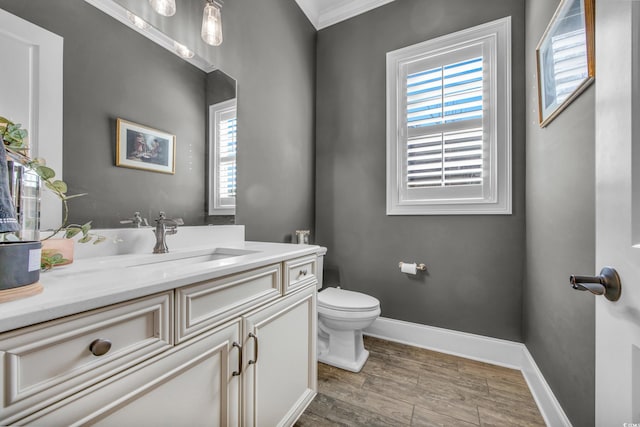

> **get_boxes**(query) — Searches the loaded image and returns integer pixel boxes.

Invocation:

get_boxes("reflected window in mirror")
[209,99,237,215]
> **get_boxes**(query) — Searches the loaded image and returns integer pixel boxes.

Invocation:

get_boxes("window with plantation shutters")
[406,56,484,189]
[387,17,512,215]
[208,99,236,215]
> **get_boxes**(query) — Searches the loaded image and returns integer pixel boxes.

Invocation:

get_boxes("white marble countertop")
[0,238,326,334]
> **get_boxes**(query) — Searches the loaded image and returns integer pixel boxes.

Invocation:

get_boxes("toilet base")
[317,325,371,372]
[318,348,370,372]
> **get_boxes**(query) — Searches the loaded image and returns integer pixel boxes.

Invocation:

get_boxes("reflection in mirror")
[208,70,237,217]
[0,1,237,229]
[86,0,216,72]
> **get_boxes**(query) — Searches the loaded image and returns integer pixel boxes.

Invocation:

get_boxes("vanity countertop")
[0,241,326,334]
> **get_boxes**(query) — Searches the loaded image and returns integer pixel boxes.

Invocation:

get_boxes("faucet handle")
[120,212,149,228]
[155,212,183,226]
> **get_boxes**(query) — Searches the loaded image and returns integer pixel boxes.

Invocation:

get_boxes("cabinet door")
[242,284,317,427]
[20,319,242,427]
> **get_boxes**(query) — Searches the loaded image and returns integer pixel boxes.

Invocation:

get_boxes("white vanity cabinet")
[0,253,320,427]
[0,292,174,425]
[283,255,317,294]
[242,284,317,427]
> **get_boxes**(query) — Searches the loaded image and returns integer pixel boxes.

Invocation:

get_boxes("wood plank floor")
[295,336,546,426]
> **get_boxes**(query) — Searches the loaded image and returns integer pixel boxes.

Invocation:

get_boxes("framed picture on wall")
[116,118,176,174]
[536,0,595,127]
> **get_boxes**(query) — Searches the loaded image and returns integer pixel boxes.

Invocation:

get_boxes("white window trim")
[386,17,512,215]
[208,99,237,216]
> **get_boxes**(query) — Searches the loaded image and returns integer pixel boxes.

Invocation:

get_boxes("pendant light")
[201,1,223,46]
[149,0,176,17]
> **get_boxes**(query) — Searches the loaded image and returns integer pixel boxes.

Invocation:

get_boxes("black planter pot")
[0,241,41,290]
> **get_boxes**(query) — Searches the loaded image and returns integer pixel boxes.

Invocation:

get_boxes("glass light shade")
[149,0,176,17]
[201,2,223,46]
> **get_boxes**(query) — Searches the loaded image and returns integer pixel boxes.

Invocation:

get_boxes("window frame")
[208,98,237,216]
[386,17,512,215]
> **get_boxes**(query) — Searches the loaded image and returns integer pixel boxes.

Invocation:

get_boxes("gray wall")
[315,0,526,341]
[0,0,316,242]
[217,0,317,242]
[523,0,595,425]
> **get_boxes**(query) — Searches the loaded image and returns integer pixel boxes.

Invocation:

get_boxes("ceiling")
[294,0,395,29]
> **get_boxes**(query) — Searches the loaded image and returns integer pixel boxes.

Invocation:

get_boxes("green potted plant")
[0,116,104,272]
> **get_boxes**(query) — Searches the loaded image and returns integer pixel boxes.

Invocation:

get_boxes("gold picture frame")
[116,118,176,174]
[536,0,595,127]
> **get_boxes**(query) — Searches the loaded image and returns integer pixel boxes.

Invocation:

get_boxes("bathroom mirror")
[0,0,237,229]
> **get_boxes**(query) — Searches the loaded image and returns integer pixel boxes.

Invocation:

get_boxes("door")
[242,285,317,427]
[0,8,63,230]
[595,0,640,424]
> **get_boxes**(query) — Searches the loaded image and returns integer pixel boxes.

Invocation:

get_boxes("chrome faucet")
[153,212,183,254]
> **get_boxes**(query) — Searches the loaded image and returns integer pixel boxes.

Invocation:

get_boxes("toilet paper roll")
[400,262,417,275]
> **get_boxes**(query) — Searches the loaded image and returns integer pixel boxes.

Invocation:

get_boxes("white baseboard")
[364,317,572,427]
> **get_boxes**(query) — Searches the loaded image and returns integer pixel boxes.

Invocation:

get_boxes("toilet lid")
[318,287,380,311]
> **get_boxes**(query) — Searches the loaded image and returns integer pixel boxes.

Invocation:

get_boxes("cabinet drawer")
[20,319,242,427]
[284,255,317,293]
[0,291,173,425]
[176,264,281,343]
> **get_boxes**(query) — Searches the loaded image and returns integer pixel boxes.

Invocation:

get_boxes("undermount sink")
[126,248,256,269]
[66,247,258,274]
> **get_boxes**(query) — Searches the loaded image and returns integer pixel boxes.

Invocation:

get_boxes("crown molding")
[295,0,396,30]
[294,0,321,28]
[318,0,395,29]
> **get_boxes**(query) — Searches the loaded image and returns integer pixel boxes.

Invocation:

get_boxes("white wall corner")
[365,317,572,427]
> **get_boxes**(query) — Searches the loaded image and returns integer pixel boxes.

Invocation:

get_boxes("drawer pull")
[248,333,259,365]
[298,269,308,278]
[232,342,242,376]
[89,339,112,357]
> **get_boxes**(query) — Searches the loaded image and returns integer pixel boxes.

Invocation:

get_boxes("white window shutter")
[209,99,237,215]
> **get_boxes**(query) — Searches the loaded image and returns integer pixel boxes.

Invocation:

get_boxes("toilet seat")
[318,287,379,312]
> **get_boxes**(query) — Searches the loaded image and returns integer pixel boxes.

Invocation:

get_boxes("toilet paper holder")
[398,262,427,271]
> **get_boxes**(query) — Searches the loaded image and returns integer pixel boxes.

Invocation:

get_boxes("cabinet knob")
[89,339,112,357]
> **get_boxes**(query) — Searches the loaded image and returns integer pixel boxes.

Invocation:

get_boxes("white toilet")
[317,286,381,372]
